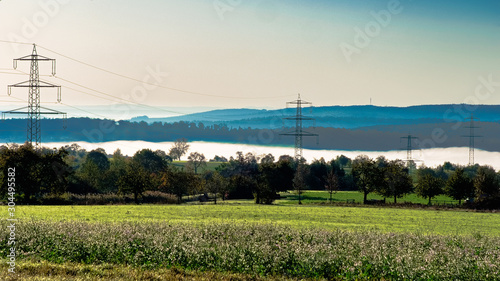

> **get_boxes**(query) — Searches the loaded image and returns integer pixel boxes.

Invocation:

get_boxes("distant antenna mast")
[462,114,481,166]
[280,94,318,161]
[2,44,67,149]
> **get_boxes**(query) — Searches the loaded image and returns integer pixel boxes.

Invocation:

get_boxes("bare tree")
[187,152,207,174]
[293,164,307,205]
[325,169,340,203]
[168,138,190,161]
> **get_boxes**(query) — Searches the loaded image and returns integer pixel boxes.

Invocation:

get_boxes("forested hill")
[1,117,500,152]
[131,104,500,129]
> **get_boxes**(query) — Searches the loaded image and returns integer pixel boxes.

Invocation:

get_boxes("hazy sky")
[1,0,499,116]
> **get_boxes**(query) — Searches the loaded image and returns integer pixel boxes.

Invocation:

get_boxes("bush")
[466,196,500,210]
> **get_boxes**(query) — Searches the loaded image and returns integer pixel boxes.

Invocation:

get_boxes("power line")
[13,42,293,100]
[9,67,195,117]
[52,77,238,121]
[0,40,33,45]
[2,40,294,100]
[7,69,220,121]
[0,71,26,75]
[54,75,188,116]
[59,102,109,119]
[1,41,298,123]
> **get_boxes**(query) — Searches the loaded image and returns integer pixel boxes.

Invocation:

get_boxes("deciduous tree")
[445,168,474,204]
[118,160,151,204]
[416,168,444,205]
[204,171,228,204]
[380,160,413,204]
[352,155,383,204]
[474,166,500,200]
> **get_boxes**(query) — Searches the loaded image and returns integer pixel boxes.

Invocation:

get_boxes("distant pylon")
[2,44,66,149]
[401,134,418,162]
[462,114,481,166]
[280,94,318,161]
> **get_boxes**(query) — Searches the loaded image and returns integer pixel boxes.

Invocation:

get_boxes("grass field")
[278,190,459,205]
[170,161,222,173]
[1,214,500,280]
[0,259,298,281]
[4,202,500,280]
[15,204,500,236]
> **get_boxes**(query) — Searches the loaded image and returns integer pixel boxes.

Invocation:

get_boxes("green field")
[2,204,500,280]
[277,190,459,205]
[171,161,222,173]
[6,191,500,281]
[14,204,500,236]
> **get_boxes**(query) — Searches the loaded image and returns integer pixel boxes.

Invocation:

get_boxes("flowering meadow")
[1,219,500,280]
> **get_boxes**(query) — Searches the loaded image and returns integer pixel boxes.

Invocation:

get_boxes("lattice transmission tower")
[401,134,418,162]
[2,44,66,149]
[462,114,481,166]
[280,94,318,161]
[400,134,420,171]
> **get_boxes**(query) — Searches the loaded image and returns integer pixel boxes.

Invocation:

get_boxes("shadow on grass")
[282,194,347,203]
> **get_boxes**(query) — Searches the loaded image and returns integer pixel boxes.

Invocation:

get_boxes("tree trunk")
[428,197,431,205]
[214,193,217,205]
[363,191,368,204]
[394,196,397,204]
[459,199,461,205]
[330,192,333,203]
[134,192,138,204]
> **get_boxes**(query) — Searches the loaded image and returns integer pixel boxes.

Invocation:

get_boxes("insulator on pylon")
[52,60,56,76]
[57,87,62,103]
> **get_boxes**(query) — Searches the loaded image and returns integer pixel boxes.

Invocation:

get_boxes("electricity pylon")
[462,114,481,166]
[401,134,418,162]
[280,94,318,161]
[3,44,66,149]
[400,134,419,171]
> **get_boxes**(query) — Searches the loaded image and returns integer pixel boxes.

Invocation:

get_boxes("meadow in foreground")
[16,204,500,236]
[1,220,499,280]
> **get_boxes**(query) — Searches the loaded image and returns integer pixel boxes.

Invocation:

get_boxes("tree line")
[0,142,499,208]
[3,118,500,152]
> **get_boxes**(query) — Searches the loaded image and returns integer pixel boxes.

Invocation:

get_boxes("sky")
[0,0,499,118]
